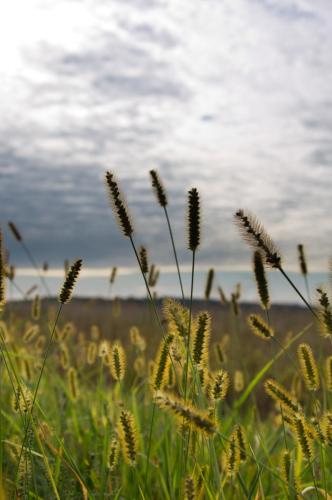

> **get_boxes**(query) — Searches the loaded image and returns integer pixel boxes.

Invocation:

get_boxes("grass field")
[1,171,331,499]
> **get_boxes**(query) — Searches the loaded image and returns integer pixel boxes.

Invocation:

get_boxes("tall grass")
[0,174,331,499]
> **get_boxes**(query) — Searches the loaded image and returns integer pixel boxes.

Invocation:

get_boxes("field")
[1,171,332,499]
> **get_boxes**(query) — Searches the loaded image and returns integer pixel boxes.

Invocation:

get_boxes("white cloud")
[0,0,331,272]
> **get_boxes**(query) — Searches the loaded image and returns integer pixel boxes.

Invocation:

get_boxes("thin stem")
[163,206,185,302]
[183,250,195,402]
[144,402,156,488]
[20,240,51,297]
[278,267,318,319]
[16,304,63,484]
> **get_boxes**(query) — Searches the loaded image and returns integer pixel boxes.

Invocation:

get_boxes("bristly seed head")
[204,268,214,300]
[234,209,282,268]
[187,188,200,251]
[59,259,82,304]
[139,246,149,274]
[149,169,168,207]
[297,244,308,276]
[264,378,302,414]
[248,314,274,340]
[317,288,332,338]
[8,221,22,241]
[105,171,134,237]
[118,410,138,466]
[297,343,319,392]
[253,250,270,310]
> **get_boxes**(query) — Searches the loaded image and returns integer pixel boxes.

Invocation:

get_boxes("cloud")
[0,0,331,275]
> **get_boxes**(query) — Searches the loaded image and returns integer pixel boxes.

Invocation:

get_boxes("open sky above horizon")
[1,0,332,281]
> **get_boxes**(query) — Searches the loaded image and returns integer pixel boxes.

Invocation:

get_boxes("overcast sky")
[1,0,331,275]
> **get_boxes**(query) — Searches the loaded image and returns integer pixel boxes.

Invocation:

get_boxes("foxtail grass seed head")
[253,250,270,310]
[23,325,39,343]
[152,334,174,391]
[154,391,216,435]
[105,171,134,237]
[297,244,308,276]
[192,311,211,366]
[108,437,120,471]
[87,342,97,365]
[234,209,282,268]
[184,476,196,500]
[149,169,168,207]
[325,356,332,391]
[0,228,5,309]
[148,264,159,287]
[294,415,313,460]
[297,343,319,392]
[317,288,332,338]
[204,268,214,300]
[235,425,247,463]
[110,266,117,284]
[110,342,126,381]
[163,298,190,337]
[264,378,302,414]
[280,449,300,498]
[118,410,138,466]
[59,259,82,304]
[231,293,239,316]
[217,286,229,305]
[139,245,149,274]
[215,342,226,364]
[209,369,229,401]
[224,430,241,478]
[248,314,274,340]
[8,221,22,241]
[68,367,79,401]
[60,344,70,370]
[187,188,200,251]
[234,370,245,392]
[31,294,41,321]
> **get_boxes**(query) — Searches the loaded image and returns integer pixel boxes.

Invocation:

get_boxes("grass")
[0,171,331,499]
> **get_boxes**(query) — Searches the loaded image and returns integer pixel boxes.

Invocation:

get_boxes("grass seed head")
[118,410,138,466]
[139,245,149,274]
[317,288,332,338]
[297,343,320,392]
[204,268,214,300]
[192,311,211,367]
[264,378,302,414]
[294,415,314,460]
[8,221,22,241]
[152,333,174,391]
[149,169,168,207]
[154,391,216,436]
[187,188,201,251]
[234,209,282,268]
[253,250,270,310]
[59,259,82,304]
[111,342,126,381]
[297,244,308,276]
[325,356,332,392]
[248,314,274,340]
[105,171,134,237]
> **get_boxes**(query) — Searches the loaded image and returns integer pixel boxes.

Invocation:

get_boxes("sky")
[1,0,332,293]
